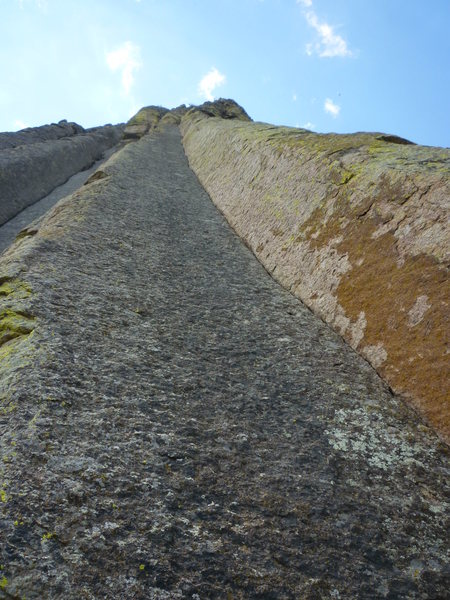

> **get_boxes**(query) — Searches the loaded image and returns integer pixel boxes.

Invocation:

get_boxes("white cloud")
[302,121,315,129]
[13,119,28,130]
[106,42,142,96]
[16,0,48,9]
[292,93,297,101]
[297,0,313,6]
[324,98,340,117]
[303,10,352,58]
[198,67,226,101]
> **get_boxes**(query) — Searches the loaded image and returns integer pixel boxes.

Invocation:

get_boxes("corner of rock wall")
[180,113,450,443]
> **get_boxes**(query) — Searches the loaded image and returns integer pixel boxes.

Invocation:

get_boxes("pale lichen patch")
[362,343,388,368]
[408,294,431,327]
[325,407,430,472]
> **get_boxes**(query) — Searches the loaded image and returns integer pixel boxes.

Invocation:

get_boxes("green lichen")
[15,228,38,242]
[339,171,356,185]
[0,576,8,589]
[0,279,32,299]
[0,309,35,346]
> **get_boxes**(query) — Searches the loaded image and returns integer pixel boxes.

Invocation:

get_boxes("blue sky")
[1,0,449,147]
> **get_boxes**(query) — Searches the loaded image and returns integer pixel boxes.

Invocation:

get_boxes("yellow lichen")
[0,309,35,346]
[0,279,32,299]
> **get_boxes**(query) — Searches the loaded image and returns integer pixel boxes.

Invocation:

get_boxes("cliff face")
[0,103,448,598]
[180,103,449,440]
[0,101,447,441]
[0,120,123,226]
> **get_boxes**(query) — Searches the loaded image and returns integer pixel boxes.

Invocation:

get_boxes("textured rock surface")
[180,105,450,441]
[0,145,119,254]
[0,122,123,226]
[0,124,448,599]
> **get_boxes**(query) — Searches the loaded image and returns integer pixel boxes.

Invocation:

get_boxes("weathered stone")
[180,104,450,441]
[0,145,119,253]
[0,123,123,226]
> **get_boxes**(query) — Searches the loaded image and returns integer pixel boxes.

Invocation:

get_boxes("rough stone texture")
[180,107,450,441]
[0,124,448,599]
[0,145,119,254]
[0,123,123,226]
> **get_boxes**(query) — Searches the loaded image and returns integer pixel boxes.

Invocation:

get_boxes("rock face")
[0,120,448,599]
[180,102,450,441]
[123,101,250,141]
[123,106,170,139]
[0,121,123,226]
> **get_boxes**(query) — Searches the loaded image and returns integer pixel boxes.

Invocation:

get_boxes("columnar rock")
[180,100,450,441]
[0,101,448,598]
[0,116,448,599]
[0,121,123,226]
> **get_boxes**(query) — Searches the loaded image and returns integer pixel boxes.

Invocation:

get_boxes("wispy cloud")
[198,67,226,101]
[300,4,352,58]
[106,42,142,96]
[16,0,48,10]
[292,93,297,101]
[302,121,315,129]
[324,98,340,117]
[13,119,28,130]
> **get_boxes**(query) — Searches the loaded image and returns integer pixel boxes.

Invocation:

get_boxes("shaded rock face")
[180,106,450,441]
[0,122,123,226]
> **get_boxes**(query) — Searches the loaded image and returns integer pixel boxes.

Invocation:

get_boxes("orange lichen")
[335,221,449,439]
